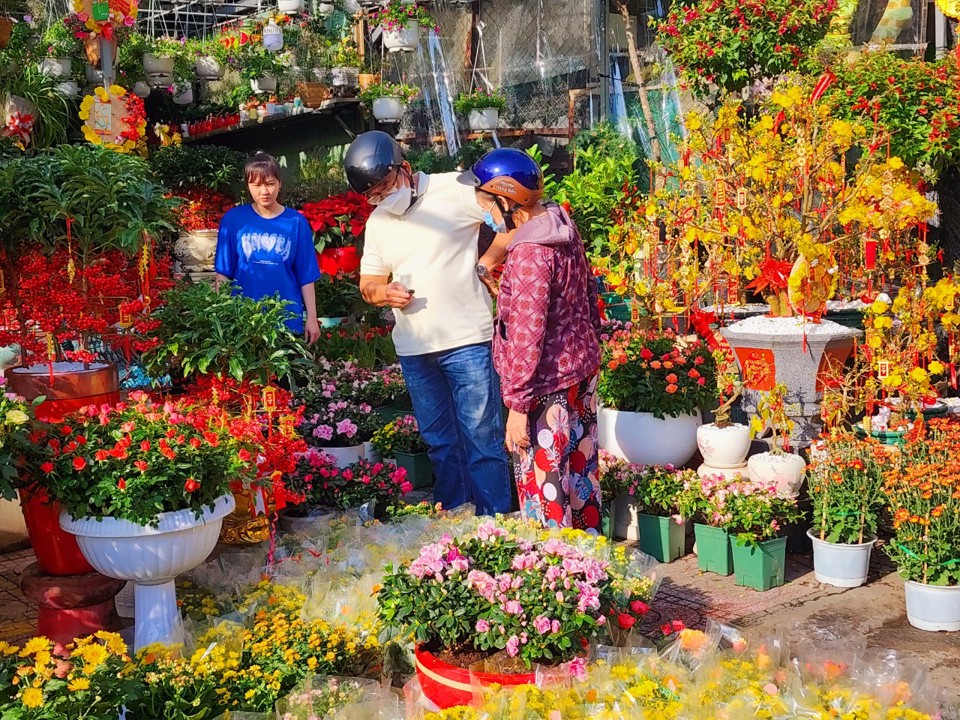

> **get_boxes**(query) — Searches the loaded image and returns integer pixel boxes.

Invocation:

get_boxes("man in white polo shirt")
[345,131,511,516]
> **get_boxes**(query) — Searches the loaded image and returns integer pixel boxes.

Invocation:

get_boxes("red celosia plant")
[300,192,374,251]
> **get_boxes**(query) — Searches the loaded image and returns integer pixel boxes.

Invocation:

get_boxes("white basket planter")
[132,81,151,98]
[174,229,219,272]
[195,55,223,80]
[39,57,72,79]
[696,423,751,469]
[372,96,407,122]
[808,530,875,588]
[60,494,235,651]
[172,83,194,105]
[904,581,960,632]
[598,407,701,467]
[382,22,420,52]
[56,80,79,98]
[143,53,175,75]
[278,0,305,11]
[747,451,806,498]
[250,73,278,94]
[468,107,499,132]
[316,444,364,469]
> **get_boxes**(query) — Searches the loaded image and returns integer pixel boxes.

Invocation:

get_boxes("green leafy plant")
[807,433,888,544]
[0,14,32,67]
[0,64,71,149]
[116,31,149,85]
[369,1,437,32]
[725,481,802,546]
[329,38,361,68]
[145,35,185,59]
[358,81,419,105]
[749,384,795,454]
[317,324,397,368]
[314,274,362,318]
[235,43,290,82]
[454,87,507,115]
[142,281,309,386]
[656,0,836,96]
[285,146,349,207]
[148,144,247,198]
[598,327,717,419]
[0,384,42,501]
[39,19,79,58]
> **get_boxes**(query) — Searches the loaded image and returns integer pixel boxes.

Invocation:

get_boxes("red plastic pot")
[317,246,360,275]
[8,362,120,575]
[414,645,536,709]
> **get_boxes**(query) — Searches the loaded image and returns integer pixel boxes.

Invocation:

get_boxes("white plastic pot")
[363,441,380,462]
[316,444,364,469]
[56,80,79,97]
[747,451,806,498]
[696,422,751,469]
[143,53,175,75]
[250,73,278,93]
[174,230,219,273]
[598,407,701,467]
[808,529,875,588]
[382,21,420,52]
[84,64,103,84]
[195,55,223,80]
[278,0,305,11]
[317,1,335,13]
[904,581,960,632]
[372,96,407,122]
[132,81,151,98]
[468,107,499,132]
[60,494,235,651]
[39,57,72,79]
[172,83,193,105]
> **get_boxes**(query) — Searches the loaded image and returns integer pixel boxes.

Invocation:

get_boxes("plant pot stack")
[696,422,750,482]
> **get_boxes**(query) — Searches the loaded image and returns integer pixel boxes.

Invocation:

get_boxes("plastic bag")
[274,675,382,720]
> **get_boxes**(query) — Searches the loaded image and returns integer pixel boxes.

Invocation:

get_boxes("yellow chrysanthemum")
[67,677,91,692]
[20,687,43,709]
[19,638,49,657]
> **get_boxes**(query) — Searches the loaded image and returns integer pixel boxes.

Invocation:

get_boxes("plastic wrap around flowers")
[79,85,146,154]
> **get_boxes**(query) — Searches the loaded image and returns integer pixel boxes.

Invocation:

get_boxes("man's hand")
[304,317,321,345]
[505,408,530,454]
[384,281,414,309]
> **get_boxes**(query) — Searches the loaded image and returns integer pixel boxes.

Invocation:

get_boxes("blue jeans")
[399,343,512,516]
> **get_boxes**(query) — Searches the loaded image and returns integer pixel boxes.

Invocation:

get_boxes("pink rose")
[505,635,520,657]
[475,619,490,633]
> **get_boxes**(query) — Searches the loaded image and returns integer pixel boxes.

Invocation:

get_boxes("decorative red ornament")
[864,237,878,270]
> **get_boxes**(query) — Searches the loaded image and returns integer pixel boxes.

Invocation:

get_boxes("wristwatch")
[475,263,491,280]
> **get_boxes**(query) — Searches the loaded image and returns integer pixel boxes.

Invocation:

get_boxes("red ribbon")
[810,70,836,103]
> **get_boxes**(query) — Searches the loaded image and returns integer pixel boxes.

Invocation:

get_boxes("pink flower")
[336,419,358,438]
[551,619,561,633]
[511,552,541,571]
[533,615,552,634]
[505,635,520,657]
[475,619,491,633]
[566,657,588,681]
[575,581,601,613]
[312,425,334,441]
[504,600,523,616]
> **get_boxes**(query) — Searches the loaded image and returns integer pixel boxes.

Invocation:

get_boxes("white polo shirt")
[360,172,493,357]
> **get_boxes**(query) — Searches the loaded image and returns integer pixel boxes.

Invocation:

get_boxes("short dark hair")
[245,152,282,184]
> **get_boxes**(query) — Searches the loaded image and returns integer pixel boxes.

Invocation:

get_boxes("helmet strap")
[496,196,517,231]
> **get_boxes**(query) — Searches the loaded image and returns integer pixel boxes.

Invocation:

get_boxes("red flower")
[72,457,86,471]
[40,462,54,474]
[76,435,87,446]
[95,450,109,462]
[666,373,678,383]
[672,620,685,632]
[203,432,219,447]
[640,347,654,360]
[134,460,148,473]
[140,440,151,453]
[60,426,73,436]
[117,478,126,491]
[630,600,650,615]
[661,623,675,636]
[688,369,700,379]
[617,613,637,630]
[189,437,202,449]
[183,478,200,493]
[666,384,679,394]
[238,449,252,463]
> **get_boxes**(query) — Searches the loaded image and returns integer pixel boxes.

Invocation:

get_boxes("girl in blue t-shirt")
[215,153,321,344]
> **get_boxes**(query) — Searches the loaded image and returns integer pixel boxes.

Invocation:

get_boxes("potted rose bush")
[40,393,258,649]
[598,326,717,466]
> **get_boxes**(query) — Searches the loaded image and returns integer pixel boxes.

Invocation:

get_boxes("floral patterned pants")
[511,375,601,533]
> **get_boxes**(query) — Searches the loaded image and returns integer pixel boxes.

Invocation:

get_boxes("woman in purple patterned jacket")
[459,149,602,532]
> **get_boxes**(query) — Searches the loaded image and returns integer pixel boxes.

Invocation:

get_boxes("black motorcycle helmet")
[344,131,404,194]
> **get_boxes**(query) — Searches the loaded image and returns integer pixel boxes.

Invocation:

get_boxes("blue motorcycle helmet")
[458,148,544,207]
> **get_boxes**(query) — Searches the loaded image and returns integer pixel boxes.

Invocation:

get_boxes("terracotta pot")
[358,73,380,91]
[0,17,12,49]
[415,645,536,709]
[317,246,360,275]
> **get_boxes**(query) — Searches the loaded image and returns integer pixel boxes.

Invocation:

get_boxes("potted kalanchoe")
[359,81,419,123]
[454,87,507,133]
[40,393,258,650]
[747,383,806,498]
[370,1,437,52]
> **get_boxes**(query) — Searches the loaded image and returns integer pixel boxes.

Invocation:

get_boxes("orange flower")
[666,384,679,394]
[666,373,678,383]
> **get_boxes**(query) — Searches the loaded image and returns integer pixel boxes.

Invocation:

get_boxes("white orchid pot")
[372,96,407,122]
[598,407,701,467]
[696,423,751,469]
[808,530,876,588]
[195,56,223,80]
[468,107,499,132]
[747,451,806,498]
[39,57,72,79]
[904,581,960,632]
[382,22,421,52]
[172,83,194,105]
[250,73,278,94]
[60,494,235,651]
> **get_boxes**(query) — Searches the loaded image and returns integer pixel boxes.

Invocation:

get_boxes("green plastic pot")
[731,536,787,591]
[395,451,433,489]
[637,514,687,563]
[374,403,398,423]
[601,501,617,540]
[694,523,733,576]
[600,292,634,322]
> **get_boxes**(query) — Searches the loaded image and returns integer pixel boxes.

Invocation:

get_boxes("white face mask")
[377,183,413,215]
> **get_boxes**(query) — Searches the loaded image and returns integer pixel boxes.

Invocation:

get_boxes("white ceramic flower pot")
[39,57,72,79]
[195,55,223,80]
[468,107,500,132]
[363,441,380,462]
[807,529,875,588]
[372,96,407,122]
[904,581,960,632]
[132,81,151,98]
[60,494,235,651]
[143,53,175,75]
[598,407,701,467]
[382,22,421,52]
[747,451,806,498]
[696,423,751,469]
[172,83,193,105]
[696,463,747,481]
[174,229,219,272]
[250,73,278,93]
[317,444,364,469]
[279,0,305,11]
[56,80,79,97]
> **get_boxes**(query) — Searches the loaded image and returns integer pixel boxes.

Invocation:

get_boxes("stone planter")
[39,57,72,78]
[904,581,960,632]
[598,407,701,467]
[731,536,787,591]
[363,441,380,462]
[146,72,174,89]
[174,229,218,273]
[721,316,861,443]
[372,96,407,122]
[250,74,278,94]
[696,422,751,468]
[807,529,875,588]
[637,514,687,563]
[747,451,806,498]
[194,56,222,80]
[468,107,499,132]
[317,444,364,469]
[382,22,420,52]
[60,494,235,650]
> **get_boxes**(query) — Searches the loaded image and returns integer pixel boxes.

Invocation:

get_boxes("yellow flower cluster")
[78,85,146,154]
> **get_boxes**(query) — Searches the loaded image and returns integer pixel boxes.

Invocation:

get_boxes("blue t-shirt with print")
[215,205,321,332]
